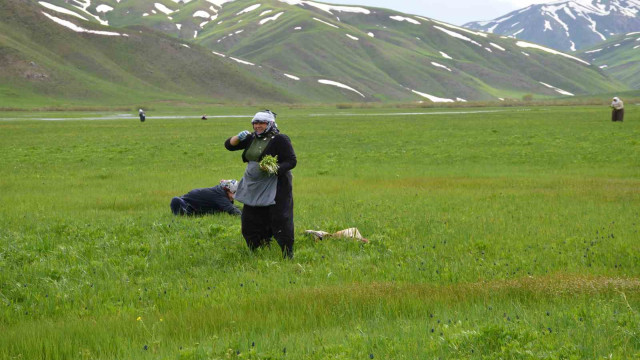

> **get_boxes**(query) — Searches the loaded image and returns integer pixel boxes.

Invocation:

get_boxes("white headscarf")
[251,110,278,136]
[611,97,624,110]
[220,179,238,193]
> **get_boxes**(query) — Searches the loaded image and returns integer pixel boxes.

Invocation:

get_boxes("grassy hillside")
[190,0,624,101]
[0,0,301,108]
[8,0,628,106]
[577,32,640,89]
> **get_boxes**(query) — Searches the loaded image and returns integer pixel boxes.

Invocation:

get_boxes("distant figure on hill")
[170,179,241,216]
[611,97,624,122]
[139,109,146,122]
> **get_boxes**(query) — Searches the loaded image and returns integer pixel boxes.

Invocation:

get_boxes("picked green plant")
[260,155,279,175]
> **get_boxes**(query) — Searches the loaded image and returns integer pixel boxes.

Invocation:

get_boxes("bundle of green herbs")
[259,155,279,175]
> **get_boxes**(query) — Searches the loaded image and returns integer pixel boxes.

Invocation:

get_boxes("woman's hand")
[237,130,250,140]
[230,130,250,146]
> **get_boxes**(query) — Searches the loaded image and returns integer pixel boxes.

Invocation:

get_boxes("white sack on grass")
[305,228,368,243]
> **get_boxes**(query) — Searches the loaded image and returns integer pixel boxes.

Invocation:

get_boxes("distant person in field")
[170,179,241,216]
[611,97,624,122]
[139,109,146,122]
[225,110,297,259]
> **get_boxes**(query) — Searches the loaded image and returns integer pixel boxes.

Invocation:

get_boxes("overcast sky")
[326,0,552,25]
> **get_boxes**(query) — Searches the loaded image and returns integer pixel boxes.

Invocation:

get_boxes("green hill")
[1,0,630,106]
[0,0,301,107]
[577,32,640,89]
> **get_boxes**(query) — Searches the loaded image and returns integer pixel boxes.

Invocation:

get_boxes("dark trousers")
[170,197,192,215]
[612,109,624,122]
[241,203,294,259]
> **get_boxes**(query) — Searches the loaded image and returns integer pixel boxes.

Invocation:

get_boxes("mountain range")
[464,0,640,53]
[0,0,627,106]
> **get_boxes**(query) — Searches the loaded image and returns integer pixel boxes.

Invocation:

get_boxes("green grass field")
[1,105,639,359]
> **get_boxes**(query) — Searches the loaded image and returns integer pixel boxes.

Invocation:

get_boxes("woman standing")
[611,97,624,122]
[225,110,297,258]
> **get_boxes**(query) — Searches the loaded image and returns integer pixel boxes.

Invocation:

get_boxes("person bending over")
[170,179,241,216]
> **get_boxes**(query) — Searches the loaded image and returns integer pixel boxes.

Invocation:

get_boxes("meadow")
[0,105,639,359]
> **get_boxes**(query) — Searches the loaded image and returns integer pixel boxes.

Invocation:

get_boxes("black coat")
[181,185,241,215]
[225,133,297,211]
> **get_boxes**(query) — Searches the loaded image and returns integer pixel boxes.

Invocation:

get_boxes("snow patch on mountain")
[431,19,487,38]
[541,4,577,51]
[96,4,113,13]
[411,90,454,103]
[230,57,255,66]
[237,4,260,15]
[516,41,589,65]
[260,12,284,25]
[42,11,124,36]
[434,26,481,47]
[154,3,174,15]
[431,62,452,72]
[319,79,365,97]
[38,2,88,21]
[206,0,234,7]
[490,42,505,51]
[539,81,574,96]
[193,10,210,18]
[71,0,108,25]
[284,73,300,80]
[278,0,370,15]
[313,17,339,29]
[440,51,452,59]
[390,16,420,25]
[346,34,359,40]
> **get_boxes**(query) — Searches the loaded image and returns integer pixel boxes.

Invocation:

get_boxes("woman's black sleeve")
[275,135,297,173]
[225,136,250,151]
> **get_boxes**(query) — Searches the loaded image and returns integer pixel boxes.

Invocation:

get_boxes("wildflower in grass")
[259,155,279,175]
[137,316,142,321]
